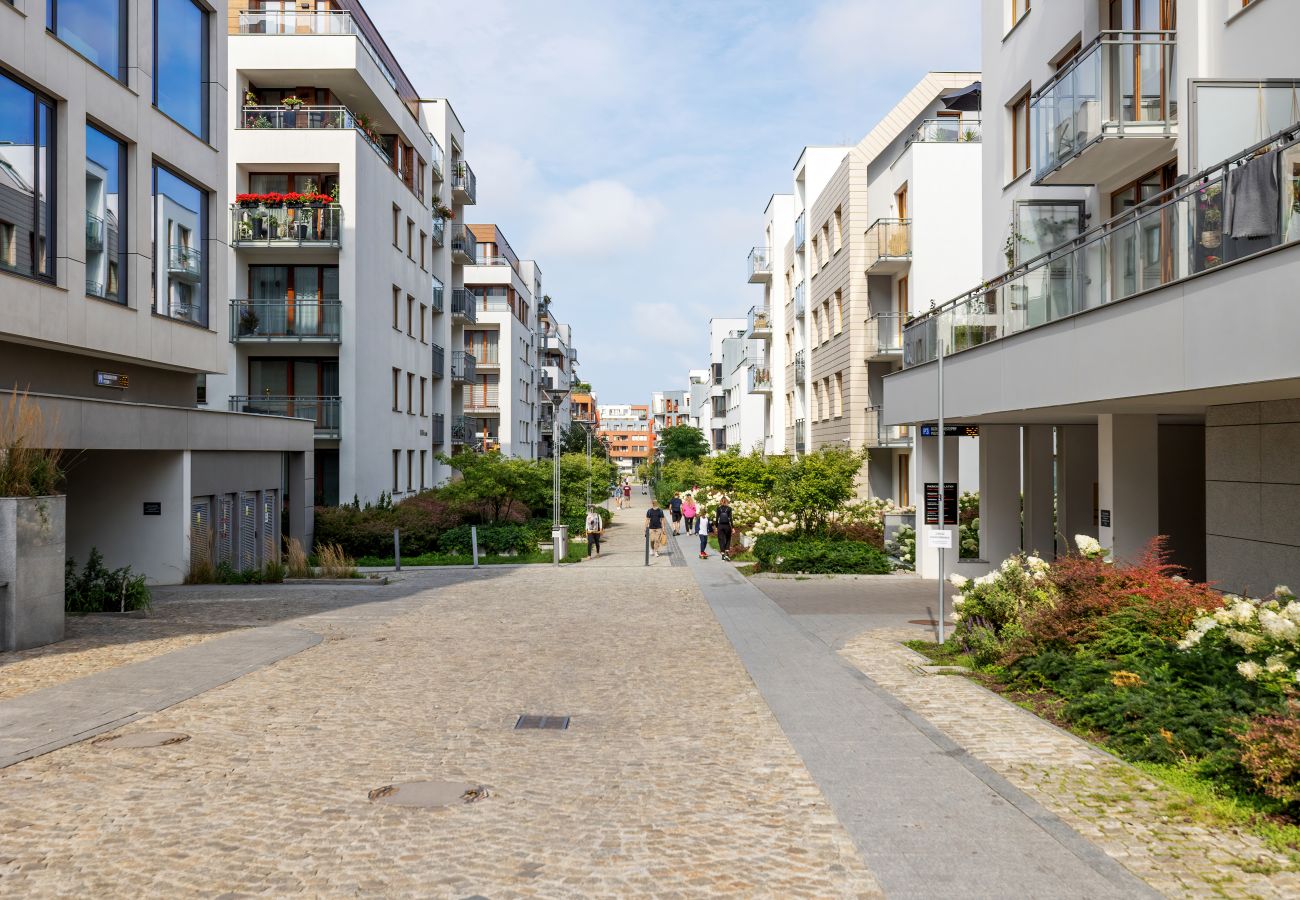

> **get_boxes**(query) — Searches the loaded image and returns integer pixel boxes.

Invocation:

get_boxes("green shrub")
[314,490,460,558]
[752,534,891,574]
[950,556,1057,665]
[1238,701,1300,806]
[65,549,151,613]
[437,523,534,556]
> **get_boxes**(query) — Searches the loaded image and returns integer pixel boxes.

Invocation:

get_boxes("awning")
[941,82,982,112]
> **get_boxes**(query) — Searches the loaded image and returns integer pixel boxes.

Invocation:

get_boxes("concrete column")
[1098,414,1159,563]
[288,450,314,554]
[916,433,959,580]
[1058,424,1099,554]
[978,425,1021,565]
[1022,426,1055,557]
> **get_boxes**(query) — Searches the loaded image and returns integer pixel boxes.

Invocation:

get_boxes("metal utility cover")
[514,715,570,730]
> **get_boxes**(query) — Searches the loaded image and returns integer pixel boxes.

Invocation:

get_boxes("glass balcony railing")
[748,365,773,394]
[748,246,772,282]
[167,245,201,279]
[450,223,477,262]
[794,349,806,383]
[864,218,911,272]
[450,289,477,323]
[431,215,446,247]
[238,104,391,166]
[432,343,445,378]
[794,282,806,317]
[865,312,905,358]
[911,118,982,143]
[231,204,342,247]
[86,213,105,250]
[432,412,446,444]
[429,135,444,182]
[904,125,1300,369]
[229,300,341,342]
[1031,30,1177,184]
[228,395,341,438]
[431,278,445,313]
[453,160,477,204]
[865,406,910,448]
[747,304,772,337]
[234,10,398,91]
[451,350,477,383]
[794,212,806,251]
[794,418,806,454]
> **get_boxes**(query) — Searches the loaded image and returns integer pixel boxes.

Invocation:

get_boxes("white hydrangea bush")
[1178,586,1300,686]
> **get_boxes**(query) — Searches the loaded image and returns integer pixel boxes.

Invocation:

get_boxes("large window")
[153,164,208,325]
[86,124,126,303]
[48,0,127,81]
[154,0,208,139]
[1011,92,1031,180]
[0,71,55,281]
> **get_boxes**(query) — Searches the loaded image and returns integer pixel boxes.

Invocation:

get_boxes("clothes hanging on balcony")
[1225,149,1280,239]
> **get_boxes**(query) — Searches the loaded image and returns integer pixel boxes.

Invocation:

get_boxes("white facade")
[742,194,793,454]
[701,318,746,453]
[537,299,579,459]
[720,333,768,455]
[885,0,1300,588]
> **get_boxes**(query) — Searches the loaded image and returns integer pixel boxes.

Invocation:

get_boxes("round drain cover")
[368,781,490,809]
[93,731,190,749]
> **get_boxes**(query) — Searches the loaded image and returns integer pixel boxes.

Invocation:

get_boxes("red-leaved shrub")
[1238,701,1300,805]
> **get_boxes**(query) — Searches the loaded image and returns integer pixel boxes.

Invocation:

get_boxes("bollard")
[393,527,401,571]
[471,525,479,569]
[644,527,650,566]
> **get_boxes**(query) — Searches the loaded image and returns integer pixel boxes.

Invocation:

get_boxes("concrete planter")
[0,495,66,652]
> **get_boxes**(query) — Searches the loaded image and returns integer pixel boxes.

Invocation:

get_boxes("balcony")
[567,346,578,364]
[474,349,501,370]
[450,289,477,324]
[864,406,910,448]
[748,246,772,283]
[794,282,806,317]
[794,212,806,251]
[1031,30,1177,187]
[747,304,773,339]
[748,365,773,395]
[432,412,445,445]
[903,124,1300,369]
[794,349,806,383]
[464,396,500,415]
[430,135,444,182]
[450,224,477,264]
[452,160,477,205]
[231,204,342,248]
[911,118,982,144]
[451,350,476,384]
[864,219,911,273]
[166,245,201,282]
[228,395,341,439]
[431,344,445,378]
[233,9,399,92]
[865,312,904,361]
[450,414,477,448]
[229,300,341,342]
[86,213,105,250]
[794,418,806,454]
[431,215,445,248]
[431,278,444,313]
[236,105,391,166]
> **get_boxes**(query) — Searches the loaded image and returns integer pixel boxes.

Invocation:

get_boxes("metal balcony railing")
[431,278,445,313]
[864,406,910,447]
[794,418,806,454]
[794,212,806,251]
[429,135,444,182]
[450,414,476,447]
[453,160,477,204]
[911,118,982,144]
[865,312,905,358]
[748,246,772,282]
[431,412,445,444]
[864,218,911,272]
[794,282,806,317]
[234,10,398,91]
[432,343,445,378]
[904,123,1300,368]
[86,213,105,250]
[450,289,477,323]
[451,350,476,383]
[237,105,388,164]
[231,205,342,247]
[450,223,477,263]
[167,244,201,280]
[228,395,341,438]
[229,300,341,342]
[431,215,445,247]
[748,366,773,394]
[1031,30,1177,184]
[747,304,772,336]
[794,350,806,383]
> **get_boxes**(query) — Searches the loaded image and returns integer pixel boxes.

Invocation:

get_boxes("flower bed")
[234,192,335,207]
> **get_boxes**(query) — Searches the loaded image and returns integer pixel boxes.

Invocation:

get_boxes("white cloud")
[800,0,980,76]
[532,180,665,256]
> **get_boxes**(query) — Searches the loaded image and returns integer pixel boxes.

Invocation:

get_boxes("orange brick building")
[597,403,654,479]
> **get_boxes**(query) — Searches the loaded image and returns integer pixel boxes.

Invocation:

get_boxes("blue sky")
[368,0,980,405]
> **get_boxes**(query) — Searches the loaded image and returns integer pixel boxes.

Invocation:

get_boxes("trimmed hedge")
[437,523,535,556]
[752,534,892,574]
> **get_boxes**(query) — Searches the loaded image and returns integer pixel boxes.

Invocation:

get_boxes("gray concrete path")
[683,551,1160,900]
[581,500,686,567]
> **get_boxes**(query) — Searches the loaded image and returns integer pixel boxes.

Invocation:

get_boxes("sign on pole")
[927,528,953,549]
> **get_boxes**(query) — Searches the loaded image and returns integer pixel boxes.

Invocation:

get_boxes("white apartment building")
[701,318,746,453]
[211,0,470,505]
[651,390,689,436]
[462,224,539,458]
[742,194,794,455]
[537,299,578,459]
[885,0,1300,588]
[0,0,313,587]
[721,331,767,455]
[687,370,710,434]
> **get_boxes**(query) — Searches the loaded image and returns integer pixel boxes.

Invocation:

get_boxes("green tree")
[658,424,710,462]
[774,446,868,533]
[437,452,549,522]
[555,453,617,516]
[706,450,789,497]
[558,422,606,459]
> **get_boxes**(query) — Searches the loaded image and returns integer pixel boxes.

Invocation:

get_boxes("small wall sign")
[95,371,129,389]
[924,482,959,525]
[143,502,162,516]
[1100,509,1111,528]
[927,529,953,549]
[920,424,980,438]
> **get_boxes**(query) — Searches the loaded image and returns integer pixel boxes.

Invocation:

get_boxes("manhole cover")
[515,715,570,730]
[368,781,491,808]
[92,731,190,749]
[908,619,958,627]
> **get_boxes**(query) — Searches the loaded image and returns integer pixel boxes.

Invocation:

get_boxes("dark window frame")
[152,0,210,142]
[85,120,130,305]
[48,0,129,84]
[0,67,57,285]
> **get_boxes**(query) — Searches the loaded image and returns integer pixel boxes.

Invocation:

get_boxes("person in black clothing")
[645,501,667,558]
[669,492,684,535]
[716,496,734,561]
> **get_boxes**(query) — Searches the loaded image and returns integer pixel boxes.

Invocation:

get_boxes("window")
[196,374,206,405]
[392,450,400,492]
[406,218,414,258]
[419,303,427,342]
[407,450,414,492]
[823,378,833,419]
[420,450,427,490]
[392,286,400,329]
[86,124,127,303]
[821,223,830,262]
[835,373,844,417]
[0,72,55,281]
[392,205,400,246]
[153,164,208,325]
[811,308,820,343]
[419,377,427,416]
[392,367,400,411]
[821,300,831,341]
[895,183,909,220]
[1009,0,1030,30]
[406,295,414,336]
[419,231,426,269]
[407,372,414,413]
[1013,200,1085,265]
[833,291,843,335]
[833,207,843,252]
[1010,91,1031,180]
[154,0,209,139]
[897,275,909,316]
[810,234,820,267]
[813,382,822,420]
[48,0,127,81]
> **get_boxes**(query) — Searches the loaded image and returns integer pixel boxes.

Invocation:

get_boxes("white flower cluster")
[1178,586,1300,684]
[750,512,797,537]
[1073,534,1109,560]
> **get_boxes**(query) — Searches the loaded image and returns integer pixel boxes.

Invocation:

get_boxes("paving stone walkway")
[839,628,1300,899]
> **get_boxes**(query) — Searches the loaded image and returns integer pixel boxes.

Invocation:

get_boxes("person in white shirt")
[695,511,711,559]
[585,506,604,557]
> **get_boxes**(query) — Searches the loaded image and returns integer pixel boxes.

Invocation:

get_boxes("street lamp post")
[543,385,570,565]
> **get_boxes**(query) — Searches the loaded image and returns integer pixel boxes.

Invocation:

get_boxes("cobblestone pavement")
[839,628,1300,899]
[0,542,880,896]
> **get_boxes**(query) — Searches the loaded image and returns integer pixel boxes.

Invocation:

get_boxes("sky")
[367,0,980,405]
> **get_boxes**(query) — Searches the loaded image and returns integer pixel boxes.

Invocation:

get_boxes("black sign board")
[924,482,959,525]
[95,371,129,389]
[142,502,162,516]
[920,424,980,438]
[1099,509,1111,528]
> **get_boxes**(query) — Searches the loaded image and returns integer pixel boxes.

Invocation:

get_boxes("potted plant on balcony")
[238,303,260,336]
[434,200,454,220]
[0,390,66,651]
[1201,207,1223,249]
[281,95,303,127]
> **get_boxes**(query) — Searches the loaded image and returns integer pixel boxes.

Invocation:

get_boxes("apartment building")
[571,390,599,430]
[651,390,689,434]
[721,331,767,455]
[537,299,578,459]
[0,0,313,585]
[462,224,539,458]
[742,194,793,454]
[598,404,653,478]
[687,370,711,433]
[885,0,1300,588]
[701,318,746,453]
[211,0,467,505]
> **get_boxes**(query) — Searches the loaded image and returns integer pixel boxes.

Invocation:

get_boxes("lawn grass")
[357,542,587,567]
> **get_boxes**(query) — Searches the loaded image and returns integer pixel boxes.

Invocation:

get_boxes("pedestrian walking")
[696,510,711,559]
[622,480,632,509]
[716,496,734,561]
[585,505,604,558]
[681,492,698,534]
[669,491,684,535]
[645,500,667,558]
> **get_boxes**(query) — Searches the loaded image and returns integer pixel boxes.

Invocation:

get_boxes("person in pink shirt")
[681,492,698,534]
